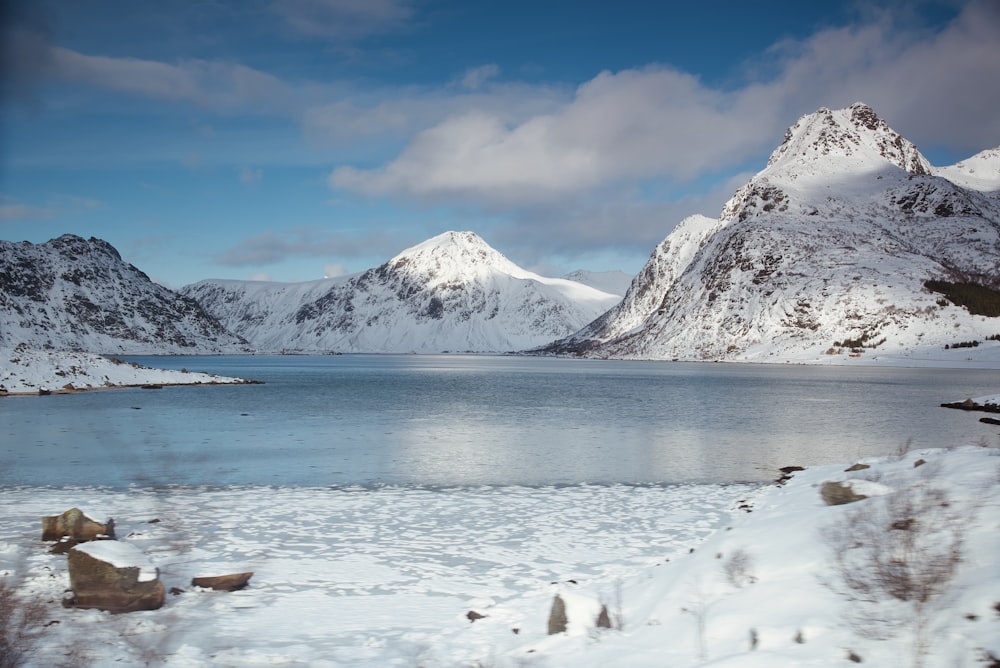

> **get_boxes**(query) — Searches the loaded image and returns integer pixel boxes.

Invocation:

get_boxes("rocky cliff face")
[0,235,247,353]
[546,103,1000,361]
[183,231,620,353]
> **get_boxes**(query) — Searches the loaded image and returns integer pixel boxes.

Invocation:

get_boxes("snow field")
[0,347,250,394]
[0,482,747,666]
[3,444,998,665]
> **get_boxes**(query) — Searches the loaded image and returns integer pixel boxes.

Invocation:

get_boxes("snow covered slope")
[548,103,1000,362]
[183,231,620,353]
[0,344,253,394]
[0,235,247,354]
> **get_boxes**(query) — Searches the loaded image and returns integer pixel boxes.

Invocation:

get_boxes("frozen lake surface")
[2,356,997,666]
[2,354,997,487]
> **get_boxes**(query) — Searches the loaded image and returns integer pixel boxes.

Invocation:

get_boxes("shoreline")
[0,378,263,398]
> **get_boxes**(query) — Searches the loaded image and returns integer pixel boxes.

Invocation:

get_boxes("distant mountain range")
[544,103,1000,361]
[181,231,621,353]
[2,103,997,361]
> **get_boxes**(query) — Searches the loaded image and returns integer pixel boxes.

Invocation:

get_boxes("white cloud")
[328,2,1000,206]
[301,81,568,148]
[329,67,774,205]
[216,228,404,267]
[458,64,500,90]
[273,0,414,39]
[48,47,292,111]
[323,263,348,278]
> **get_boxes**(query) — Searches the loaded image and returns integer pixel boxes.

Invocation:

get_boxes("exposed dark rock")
[42,508,115,542]
[547,594,568,635]
[66,544,164,613]
[820,481,868,506]
[466,610,486,622]
[844,463,871,472]
[595,604,612,629]
[191,572,254,591]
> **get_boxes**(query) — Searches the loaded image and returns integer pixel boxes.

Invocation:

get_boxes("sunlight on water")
[2,355,996,487]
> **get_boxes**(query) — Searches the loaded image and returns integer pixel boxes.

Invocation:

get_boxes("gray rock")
[67,544,164,613]
[820,481,868,506]
[547,594,568,635]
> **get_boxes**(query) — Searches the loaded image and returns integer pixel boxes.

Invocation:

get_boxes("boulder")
[67,542,164,612]
[595,604,612,629]
[820,481,868,506]
[547,594,568,635]
[191,572,254,592]
[42,508,115,542]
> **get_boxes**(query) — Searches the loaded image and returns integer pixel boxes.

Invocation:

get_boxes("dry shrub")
[0,577,48,668]
[823,482,964,667]
[722,548,756,588]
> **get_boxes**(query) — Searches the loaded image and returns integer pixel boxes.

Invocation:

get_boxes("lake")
[1,355,996,488]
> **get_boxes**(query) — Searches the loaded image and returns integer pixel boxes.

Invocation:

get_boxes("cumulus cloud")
[328,2,1000,207]
[493,171,755,266]
[273,0,414,39]
[301,81,568,148]
[329,67,773,205]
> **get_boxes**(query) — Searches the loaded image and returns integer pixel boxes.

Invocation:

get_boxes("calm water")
[1,355,997,488]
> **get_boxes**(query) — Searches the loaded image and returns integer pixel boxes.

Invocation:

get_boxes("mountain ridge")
[0,234,248,354]
[182,231,621,353]
[544,103,1000,362]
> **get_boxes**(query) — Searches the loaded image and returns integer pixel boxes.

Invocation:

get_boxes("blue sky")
[1,0,998,287]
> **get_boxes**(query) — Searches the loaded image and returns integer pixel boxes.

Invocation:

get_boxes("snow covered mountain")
[0,235,248,354]
[182,231,620,353]
[546,103,1000,362]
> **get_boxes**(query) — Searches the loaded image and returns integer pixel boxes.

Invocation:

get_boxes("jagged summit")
[765,102,931,175]
[0,235,247,353]
[545,103,1000,362]
[720,103,934,224]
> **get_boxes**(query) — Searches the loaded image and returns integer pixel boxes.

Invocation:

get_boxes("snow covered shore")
[1,445,997,666]
[0,346,257,395]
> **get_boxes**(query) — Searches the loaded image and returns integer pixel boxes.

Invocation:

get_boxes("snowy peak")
[384,231,528,283]
[547,104,1000,362]
[184,231,620,353]
[0,235,247,354]
[935,147,1000,193]
[720,103,935,224]
[765,102,931,175]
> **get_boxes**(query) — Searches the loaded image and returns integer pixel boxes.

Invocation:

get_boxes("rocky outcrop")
[191,572,253,592]
[0,234,247,353]
[547,594,568,635]
[66,541,164,612]
[42,507,115,542]
[542,104,1000,362]
[820,481,868,506]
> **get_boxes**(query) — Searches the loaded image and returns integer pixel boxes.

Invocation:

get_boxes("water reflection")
[1,355,996,487]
